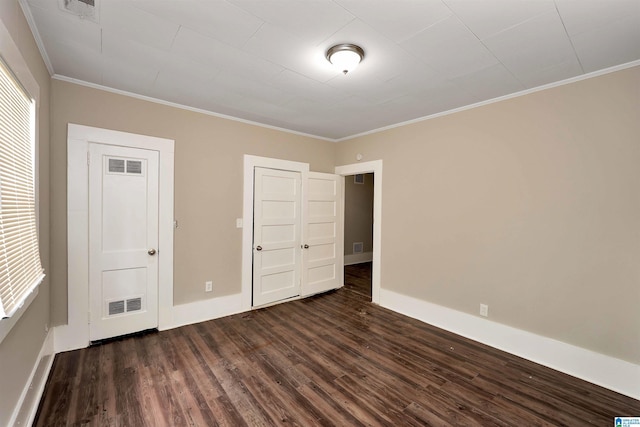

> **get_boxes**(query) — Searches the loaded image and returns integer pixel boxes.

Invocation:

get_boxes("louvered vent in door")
[108,300,125,316]
[107,297,143,316]
[107,157,144,175]
[126,297,142,312]
[108,158,125,173]
[126,160,142,174]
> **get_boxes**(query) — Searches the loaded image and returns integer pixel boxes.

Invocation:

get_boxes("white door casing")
[242,156,345,310]
[59,124,174,353]
[335,160,382,304]
[302,172,343,296]
[89,144,160,341]
[252,167,302,306]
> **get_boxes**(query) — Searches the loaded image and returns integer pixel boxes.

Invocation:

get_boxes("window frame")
[0,19,43,344]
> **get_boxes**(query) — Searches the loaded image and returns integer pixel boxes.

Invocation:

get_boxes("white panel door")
[253,167,302,306]
[89,143,159,341]
[302,172,343,296]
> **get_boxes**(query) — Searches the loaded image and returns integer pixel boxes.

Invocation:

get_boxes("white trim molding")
[8,329,54,426]
[335,160,382,304]
[380,289,640,399]
[58,124,175,352]
[168,293,244,331]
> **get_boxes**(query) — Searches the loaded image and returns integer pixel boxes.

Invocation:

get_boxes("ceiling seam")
[553,0,585,74]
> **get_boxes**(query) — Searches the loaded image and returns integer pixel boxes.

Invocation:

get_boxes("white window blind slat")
[0,57,44,319]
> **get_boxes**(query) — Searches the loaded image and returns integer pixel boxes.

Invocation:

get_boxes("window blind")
[0,57,44,318]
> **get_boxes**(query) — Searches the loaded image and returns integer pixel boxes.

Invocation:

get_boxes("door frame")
[335,160,382,304]
[241,155,309,310]
[57,124,174,352]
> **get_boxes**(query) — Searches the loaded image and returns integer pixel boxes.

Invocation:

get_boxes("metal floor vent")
[108,297,142,316]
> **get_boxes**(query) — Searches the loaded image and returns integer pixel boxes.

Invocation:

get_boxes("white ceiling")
[21,0,640,140]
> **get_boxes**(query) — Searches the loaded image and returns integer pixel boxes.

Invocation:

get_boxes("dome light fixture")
[326,43,365,75]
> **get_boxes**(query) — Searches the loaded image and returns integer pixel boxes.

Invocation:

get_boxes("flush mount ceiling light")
[326,44,365,75]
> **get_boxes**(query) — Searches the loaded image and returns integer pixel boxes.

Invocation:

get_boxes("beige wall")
[344,173,374,255]
[337,66,640,364]
[0,1,51,425]
[50,79,336,324]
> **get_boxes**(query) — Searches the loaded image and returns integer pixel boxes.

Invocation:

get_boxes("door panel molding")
[302,172,344,296]
[252,167,302,306]
[242,155,309,310]
[88,143,159,341]
[57,124,174,352]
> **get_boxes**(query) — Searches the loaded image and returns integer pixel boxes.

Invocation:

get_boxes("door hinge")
[87,151,90,166]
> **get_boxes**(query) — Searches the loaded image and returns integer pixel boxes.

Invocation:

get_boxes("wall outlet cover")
[480,304,489,317]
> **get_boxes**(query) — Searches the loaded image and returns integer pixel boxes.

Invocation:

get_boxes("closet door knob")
[148,249,157,256]
[256,246,263,251]
[303,244,309,249]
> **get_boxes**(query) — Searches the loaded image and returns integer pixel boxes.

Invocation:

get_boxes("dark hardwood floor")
[35,263,639,426]
[344,261,372,299]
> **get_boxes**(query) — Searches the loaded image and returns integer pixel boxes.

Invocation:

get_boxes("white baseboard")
[380,289,640,400]
[167,293,244,330]
[344,252,373,265]
[10,329,55,426]
[54,323,89,353]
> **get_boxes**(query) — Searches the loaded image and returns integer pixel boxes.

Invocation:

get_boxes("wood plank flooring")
[35,263,639,426]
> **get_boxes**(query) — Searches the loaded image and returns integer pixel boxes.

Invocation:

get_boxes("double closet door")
[253,167,343,307]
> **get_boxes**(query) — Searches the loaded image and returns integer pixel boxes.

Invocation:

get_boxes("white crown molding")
[51,74,337,142]
[337,60,640,142]
[18,0,54,76]
[50,59,639,144]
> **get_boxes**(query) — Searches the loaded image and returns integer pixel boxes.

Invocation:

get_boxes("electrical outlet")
[205,281,213,292]
[480,304,489,317]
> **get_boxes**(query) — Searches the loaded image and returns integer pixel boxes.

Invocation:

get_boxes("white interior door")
[89,143,159,341]
[253,167,302,306]
[302,172,343,296]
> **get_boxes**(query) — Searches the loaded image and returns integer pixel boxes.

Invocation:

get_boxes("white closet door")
[89,143,159,341]
[252,167,302,306]
[302,172,343,296]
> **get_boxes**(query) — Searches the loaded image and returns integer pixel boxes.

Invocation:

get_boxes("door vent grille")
[107,297,143,316]
[108,158,125,173]
[108,300,125,316]
[126,160,142,174]
[107,157,144,176]
[126,297,142,312]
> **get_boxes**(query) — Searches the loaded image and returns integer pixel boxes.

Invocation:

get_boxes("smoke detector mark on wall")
[59,0,99,23]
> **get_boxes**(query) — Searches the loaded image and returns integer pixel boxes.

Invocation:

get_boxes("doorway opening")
[343,173,374,301]
[335,160,382,305]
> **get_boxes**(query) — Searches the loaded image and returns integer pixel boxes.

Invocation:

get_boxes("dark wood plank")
[34,263,640,426]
